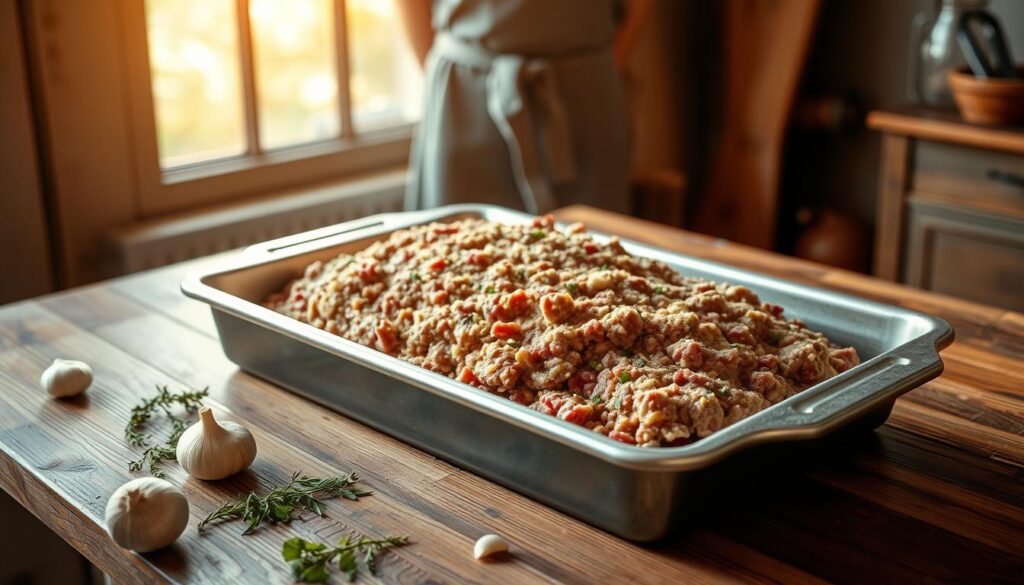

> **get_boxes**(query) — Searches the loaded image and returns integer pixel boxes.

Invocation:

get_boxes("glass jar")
[908,0,989,107]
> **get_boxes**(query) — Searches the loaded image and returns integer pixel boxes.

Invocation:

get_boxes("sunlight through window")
[347,0,423,131]
[250,0,340,150]
[144,0,422,170]
[145,0,247,168]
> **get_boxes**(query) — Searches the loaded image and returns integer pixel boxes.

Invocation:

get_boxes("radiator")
[107,171,406,275]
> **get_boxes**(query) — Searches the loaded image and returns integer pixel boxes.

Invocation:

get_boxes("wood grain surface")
[1,206,1022,584]
[694,0,819,248]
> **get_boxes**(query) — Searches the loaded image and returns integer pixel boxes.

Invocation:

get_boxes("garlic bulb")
[473,534,509,559]
[40,358,92,398]
[105,477,189,552]
[176,407,257,480]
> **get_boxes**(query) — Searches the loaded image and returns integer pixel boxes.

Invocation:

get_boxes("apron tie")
[432,34,578,214]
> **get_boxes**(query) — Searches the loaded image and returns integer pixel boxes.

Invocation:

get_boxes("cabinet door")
[904,200,1024,312]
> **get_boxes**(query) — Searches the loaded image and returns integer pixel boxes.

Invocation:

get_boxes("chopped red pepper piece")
[609,430,636,444]
[490,322,522,339]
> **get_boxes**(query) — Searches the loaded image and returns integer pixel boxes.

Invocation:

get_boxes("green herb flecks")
[591,395,603,404]
[125,385,208,477]
[653,286,666,295]
[199,472,371,535]
[485,286,496,294]
[565,282,578,294]
[588,360,603,371]
[410,272,421,281]
[283,534,408,583]
[530,229,546,239]
[619,371,632,384]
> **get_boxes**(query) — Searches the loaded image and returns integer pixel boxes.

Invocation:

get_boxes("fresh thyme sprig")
[198,472,372,534]
[282,534,409,583]
[124,385,208,477]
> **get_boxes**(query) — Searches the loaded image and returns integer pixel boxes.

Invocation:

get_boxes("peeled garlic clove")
[474,534,509,559]
[176,407,257,480]
[40,358,92,398]
[105,477,189,552]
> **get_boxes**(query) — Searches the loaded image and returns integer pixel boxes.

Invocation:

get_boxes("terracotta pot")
[948,66,1024,126]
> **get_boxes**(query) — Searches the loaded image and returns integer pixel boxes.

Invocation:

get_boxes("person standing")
[399,0,651,214]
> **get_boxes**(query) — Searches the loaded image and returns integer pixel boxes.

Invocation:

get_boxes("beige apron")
[406,0,630,214]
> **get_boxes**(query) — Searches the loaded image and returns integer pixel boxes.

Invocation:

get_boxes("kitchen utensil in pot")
[956,9,1019,79]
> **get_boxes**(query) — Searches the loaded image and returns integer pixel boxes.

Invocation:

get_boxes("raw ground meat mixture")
[263,216,860,447]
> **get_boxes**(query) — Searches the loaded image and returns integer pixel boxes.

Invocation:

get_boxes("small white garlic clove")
[40,358,92,398]
[176,407,257,480]
[105,477,189,552]
[473,534,510,559]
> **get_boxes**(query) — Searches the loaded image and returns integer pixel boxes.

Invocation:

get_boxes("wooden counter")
[0,206,1021,583]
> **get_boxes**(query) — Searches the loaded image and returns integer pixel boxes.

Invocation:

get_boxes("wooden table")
[1,206,1021,584]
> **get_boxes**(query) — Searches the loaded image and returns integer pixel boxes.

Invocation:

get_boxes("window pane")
[145,0,247,168]
[250,0,340,150]
[347,0,423,132]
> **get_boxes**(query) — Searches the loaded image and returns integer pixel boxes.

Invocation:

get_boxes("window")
[123,0,422,215]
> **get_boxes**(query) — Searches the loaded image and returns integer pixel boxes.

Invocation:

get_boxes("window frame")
[119,0,414,217]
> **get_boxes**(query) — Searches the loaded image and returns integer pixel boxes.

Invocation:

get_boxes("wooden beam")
[872,135,910,281]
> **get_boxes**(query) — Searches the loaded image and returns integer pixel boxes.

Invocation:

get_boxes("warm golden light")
[347,0,422,131]
[249,0,340,150]
[146,0,246,168]
[144,0,421,168]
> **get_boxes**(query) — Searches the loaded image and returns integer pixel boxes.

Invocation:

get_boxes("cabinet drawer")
[911,141,1024,214]
[904,199,1024,312]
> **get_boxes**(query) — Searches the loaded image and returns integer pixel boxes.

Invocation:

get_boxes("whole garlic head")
[176,407,257,480]
[40,358,92,398]
[105,477,189,552]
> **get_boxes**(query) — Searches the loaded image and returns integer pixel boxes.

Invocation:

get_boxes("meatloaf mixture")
[263,216,859,447]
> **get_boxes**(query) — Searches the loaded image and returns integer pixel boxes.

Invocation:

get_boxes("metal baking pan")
[181,204,953,541]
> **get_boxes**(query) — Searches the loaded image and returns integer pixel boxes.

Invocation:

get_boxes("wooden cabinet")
[868,108,1024,312]
[905,197,1024,311]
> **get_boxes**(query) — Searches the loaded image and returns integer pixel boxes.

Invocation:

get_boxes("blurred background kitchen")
[1,0,1023,581]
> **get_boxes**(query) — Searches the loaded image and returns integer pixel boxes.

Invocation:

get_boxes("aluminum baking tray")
[182,204,953,541]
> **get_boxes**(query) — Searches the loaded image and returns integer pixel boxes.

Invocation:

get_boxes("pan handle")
[733,322,953,439]
[806,327,951,425]
[240,207,453,259]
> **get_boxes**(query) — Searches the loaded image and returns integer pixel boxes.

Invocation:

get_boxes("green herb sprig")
[283,534,408,583]
[125,385,208,477]
[198,472,371,534]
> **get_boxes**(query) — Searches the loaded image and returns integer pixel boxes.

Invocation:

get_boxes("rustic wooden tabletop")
[0,206,1021,584]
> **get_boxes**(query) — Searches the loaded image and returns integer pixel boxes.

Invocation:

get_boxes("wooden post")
[873,134,910,281]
